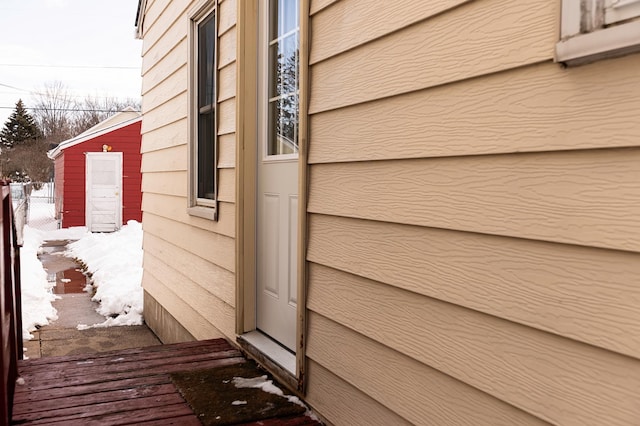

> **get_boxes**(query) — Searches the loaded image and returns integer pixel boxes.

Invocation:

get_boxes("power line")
[0,82,140,103]
[0,91,140,101]
[0,83,30,93]
[0,63,140,70]
[0,107,140,113]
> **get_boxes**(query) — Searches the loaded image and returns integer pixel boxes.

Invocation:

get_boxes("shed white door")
[85,152,122,232]
[256,0,300,352]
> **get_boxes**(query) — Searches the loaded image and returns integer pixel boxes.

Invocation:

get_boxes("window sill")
[555,20,640,66]
[187,205,217,220]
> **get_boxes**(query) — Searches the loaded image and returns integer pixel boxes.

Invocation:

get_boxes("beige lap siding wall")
[139,0,238,343]
[136,0,640,423]
[304,0,640,424]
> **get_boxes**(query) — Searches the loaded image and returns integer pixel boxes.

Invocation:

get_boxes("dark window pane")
[268,42,280,98]
[198,15,216,108]
[196,12,216,203]
[197,111,215,199]
[269,0,279,40]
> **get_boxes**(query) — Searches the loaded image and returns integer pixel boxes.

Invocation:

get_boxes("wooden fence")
[0,181,22,425]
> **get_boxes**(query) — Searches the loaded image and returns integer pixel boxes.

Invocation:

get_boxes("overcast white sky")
[0,0,142,125]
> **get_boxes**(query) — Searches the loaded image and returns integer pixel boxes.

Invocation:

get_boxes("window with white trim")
[267,0,299,157]
[188,3,218,220]
[556,0,640,66]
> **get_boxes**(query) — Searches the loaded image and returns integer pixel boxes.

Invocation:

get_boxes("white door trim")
[235,0,310,393]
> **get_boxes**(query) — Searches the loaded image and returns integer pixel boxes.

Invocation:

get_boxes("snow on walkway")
[20,226,59,340]
[20,187,144,339]
[66,221,144,329]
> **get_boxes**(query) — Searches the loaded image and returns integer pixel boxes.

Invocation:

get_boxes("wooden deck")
[11,338,319,425]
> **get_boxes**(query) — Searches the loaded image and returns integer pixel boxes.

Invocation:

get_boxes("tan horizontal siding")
[142,193,235,238]
[143,232,235,307]
[308,148,640,252]
[307,214,640,358]
[305,360,412,426]
[307,311,548,426]
[138,0,238,363]
[217,133,236,169]
[218,26,236,69]
[142,0,189,57]
[309,55,640,163]
[143,212,235,273]
[142,74,185,125]
[310,0,470,64]
[219,0,237,35]
[144,253,233,318]
[218,99,236,135]
[144,250,234,314]
[139,0,172,43]
[309,0,339,15]
[304,0,640,425]
[143,270,230,340]
[143,0,165,35]
[219,62,236,102]
[217,168,235,202]
[142,170,186,197]
[140,119,187,153]
[309,0,557,113]
[141,91,188,133]
[141,65,187,113]
[141,145,187,173]
[142,168,235,202]
[142,37,187,93]
[307,263,640,426]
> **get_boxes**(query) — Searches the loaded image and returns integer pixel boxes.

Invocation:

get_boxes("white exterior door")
[85,152,122,232]
[256,0,300,352]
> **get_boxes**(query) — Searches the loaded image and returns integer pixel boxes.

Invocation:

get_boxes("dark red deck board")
[13,374,172,404]
[16,355,245,393]
[13,391,187,423]
[12,339,230,426]
[24,403,196,425]
[12,383,177,414]
[17,348,243,383]
[18,339,235,372]
[11,338,322,426]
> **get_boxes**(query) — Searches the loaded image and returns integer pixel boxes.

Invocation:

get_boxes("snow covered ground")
[20,225,59,340]
[67,221,144,329]
[19,184,144,341]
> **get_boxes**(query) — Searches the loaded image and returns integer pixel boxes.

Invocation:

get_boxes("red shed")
[48,108,142,232]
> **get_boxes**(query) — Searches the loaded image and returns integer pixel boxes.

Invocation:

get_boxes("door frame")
[235,0,309,393]
[85,152,123,232]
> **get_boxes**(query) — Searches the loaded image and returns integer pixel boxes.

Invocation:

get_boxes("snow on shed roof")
[48,107,141,159]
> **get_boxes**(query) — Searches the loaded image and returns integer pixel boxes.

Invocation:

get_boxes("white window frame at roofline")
[556,0,640,66]
[187,0,219,221]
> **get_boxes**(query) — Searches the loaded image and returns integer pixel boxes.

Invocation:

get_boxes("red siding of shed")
[56,121,142,228]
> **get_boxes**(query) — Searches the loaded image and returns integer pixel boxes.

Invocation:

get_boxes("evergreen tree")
[0,99,42,148]
[0,100,48,181]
